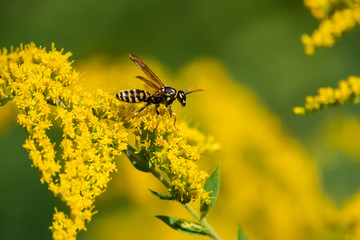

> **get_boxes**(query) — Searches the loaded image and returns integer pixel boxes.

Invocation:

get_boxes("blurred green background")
[1,0,360,239]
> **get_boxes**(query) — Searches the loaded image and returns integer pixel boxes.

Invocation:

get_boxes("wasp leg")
[124,102,152,123]
[134,102,152,115]
[155,104,160,115]
[167,105,178,130]
[154,109,166,145]
[166,105,173,116]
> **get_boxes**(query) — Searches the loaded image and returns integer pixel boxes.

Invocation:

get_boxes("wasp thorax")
[163,86,177,97]
[177,90,186,106]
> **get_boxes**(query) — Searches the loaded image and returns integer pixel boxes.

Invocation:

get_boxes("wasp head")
[177,90,187,107]
[176,87,204,107]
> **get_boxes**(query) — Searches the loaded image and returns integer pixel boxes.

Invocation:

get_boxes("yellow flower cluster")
[302,0,360,55]
[0,43,129,239]
[293,75,360,114]
[0,43,215,239]
[48,88,129,239]
[304,0,342,19]
[129,106,217,204]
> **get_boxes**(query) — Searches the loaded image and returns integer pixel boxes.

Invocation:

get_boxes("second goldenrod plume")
[293,76,360,114]
[301,0,360,55]
[115,54,203,116]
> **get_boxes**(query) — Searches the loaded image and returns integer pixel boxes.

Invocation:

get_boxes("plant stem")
[149,167,222,240]
[149,166,172,189]
[184,204,223,240]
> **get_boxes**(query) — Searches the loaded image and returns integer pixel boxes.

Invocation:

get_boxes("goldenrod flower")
[0,43,215,239]
[302,0,360,55]
[293,75,360,114]
[0,43,131,239]
[304,0,343,19]
[127,106,215,204]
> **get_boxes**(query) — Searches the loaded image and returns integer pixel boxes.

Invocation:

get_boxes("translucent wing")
[129,54,165,88]
[136,76,161,91]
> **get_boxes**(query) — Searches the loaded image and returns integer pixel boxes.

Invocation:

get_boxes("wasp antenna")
[186,88,204,95]
[185,86,196,93]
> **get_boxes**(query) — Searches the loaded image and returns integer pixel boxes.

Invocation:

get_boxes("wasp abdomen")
[116,89,151,103]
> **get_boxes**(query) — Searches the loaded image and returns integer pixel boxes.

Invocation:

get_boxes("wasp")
[116,54,203,117]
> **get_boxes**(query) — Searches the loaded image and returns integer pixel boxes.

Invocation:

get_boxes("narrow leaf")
[156,215,208,236]
[148,189,175,200]
[238,225,248,240]
[200,165,220,218]
[125,145,151,172]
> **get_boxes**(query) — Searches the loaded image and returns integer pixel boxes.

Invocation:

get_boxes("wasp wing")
[129,54,165,88]
[136,76,161,91]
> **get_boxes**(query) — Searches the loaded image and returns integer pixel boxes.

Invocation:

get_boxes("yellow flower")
[1,44,217,238]
[0,43,129,239]
[293,75,360,114]
[302,0,360,55]
[128,106,213,204]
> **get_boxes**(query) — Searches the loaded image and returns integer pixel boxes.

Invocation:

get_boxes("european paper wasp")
[116,54,203,117]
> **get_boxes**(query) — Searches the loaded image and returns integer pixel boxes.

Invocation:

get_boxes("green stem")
[149,166,172,189]
[149,167,222,240]
[184,204,223,240]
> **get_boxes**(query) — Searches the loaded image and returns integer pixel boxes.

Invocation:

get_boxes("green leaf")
[200,165,220,218]
[0,95,14,106]
[156,215,208,236]
[125,145,151,172]
[238,225,248,240]
[148,189,175,200]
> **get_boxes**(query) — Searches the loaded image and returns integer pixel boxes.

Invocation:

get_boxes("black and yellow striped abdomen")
[116,89,151,103]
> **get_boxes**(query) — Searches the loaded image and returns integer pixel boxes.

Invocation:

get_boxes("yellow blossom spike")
[0,43,129,239]
[127,105,216,204]
[0,43,218,238]
[293,75,360,114]
[304,0,339,20]
[302,1,360,55]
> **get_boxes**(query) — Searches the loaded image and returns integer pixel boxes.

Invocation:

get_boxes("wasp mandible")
[116,54,203,117]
